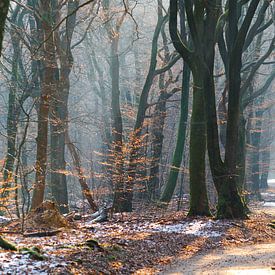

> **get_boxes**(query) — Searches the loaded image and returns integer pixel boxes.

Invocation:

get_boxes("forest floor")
[0,188,274,274]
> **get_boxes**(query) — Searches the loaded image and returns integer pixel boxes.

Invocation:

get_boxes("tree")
[49,0,80,214]
[167,0,212,216]
[168,0,272,218]
[204,0,264,218]
[100,0,127,212]
[160,0,191,205]
[2,6,23,195]
[31,0,57,209]
[115,0,181,211]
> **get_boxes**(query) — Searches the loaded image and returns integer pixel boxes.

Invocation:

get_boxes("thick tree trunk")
[216,176,246,219]
[31,1,56,209]
[217,49,246,218]
[188,73,210,216]
[50,87,69,213]
[49,0,78,213]
[209,63,247,219]
[49,46,70,215]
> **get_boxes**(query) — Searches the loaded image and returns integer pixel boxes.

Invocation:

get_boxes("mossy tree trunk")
[214,0,260,219]
[188,72,210,216]
[171,0,261,219]
[167,0,211,216]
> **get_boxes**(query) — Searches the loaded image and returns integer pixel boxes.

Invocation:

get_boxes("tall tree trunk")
[50,84,69,213]
[2,6,22,197]
[188,72,210,216]
[31,1,56,209]
[204,45,247,219]
[110,36,125,212]
[49,0,79,213]
[166,0,210,215]
[204,0,260,219]
[3,96,20,193]
[160,64,190,203]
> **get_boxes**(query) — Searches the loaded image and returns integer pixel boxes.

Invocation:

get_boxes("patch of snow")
[261,192,275,197]
[82,218,225,238]
[0,252,66,274]
[263,202,275,207]
[137,220,223,237]
[267,179,275,184]
[0,216,11,224]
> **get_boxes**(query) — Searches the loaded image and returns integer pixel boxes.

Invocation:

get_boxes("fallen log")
[0,236,17,250]
[19,247,46,260]
[23,229,62,237]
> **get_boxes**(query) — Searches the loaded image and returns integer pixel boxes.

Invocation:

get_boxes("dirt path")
[162,242,275,274]
[162,184,275,275]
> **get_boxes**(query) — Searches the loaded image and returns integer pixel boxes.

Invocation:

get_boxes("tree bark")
[110,35,125,212]
[49,0,79,214]
[31,1,56,209]
[188,72,210,216]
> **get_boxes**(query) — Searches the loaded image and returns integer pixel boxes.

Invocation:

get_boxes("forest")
[0,0,274,274]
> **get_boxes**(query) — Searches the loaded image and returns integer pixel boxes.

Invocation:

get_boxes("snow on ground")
[267,179,275,184]
[90,219,225,238]
[0,217,230,273]
[0,216,11,224]
[0,231,83,274]
[0,252,66,274]
[261,192,275,198]
[136,220,223,237]
[263,202,275,207]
